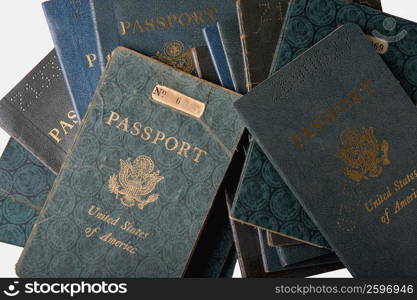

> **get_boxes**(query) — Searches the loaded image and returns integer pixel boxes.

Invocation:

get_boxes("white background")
[0,0,415,278]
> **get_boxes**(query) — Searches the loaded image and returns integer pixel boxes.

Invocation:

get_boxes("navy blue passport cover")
[0,139,55,247]
[43,0,101,119]
[203,26,235,90]
[90,0,237,72]
[217,20,247,94]
[235,24,417,277]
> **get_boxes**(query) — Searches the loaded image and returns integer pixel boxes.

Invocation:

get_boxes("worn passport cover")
[277,244,332,267]
[0,139,56,247]
[0,50,79,175]
[43,0,101,119]
[90,0,237,72]
[203,26,235,90]
[191,46,220,85]
[234,0,385,247]
[235,24,417,277]
[236,0,290,90]
[217,20,247,94]
[16,47,244,278]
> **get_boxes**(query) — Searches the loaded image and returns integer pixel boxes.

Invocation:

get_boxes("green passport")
[16,47,244,278]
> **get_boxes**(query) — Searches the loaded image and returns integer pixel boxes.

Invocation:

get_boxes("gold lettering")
[152,130,166,145]
[133,20,145,33]
[165,136,179,151]
[141,126,152,141]
[206,8,217,22]
[60,120,74,135]
[119,21,131,35]
[48,128,61,143]
[166,15,177,27]
[193,147,208,163]
[178,13,192,26]
[178,141,192,158]
[130,122,141,136]
[105,111,120,126]
[85,53,97,68]
[116,118,129,132]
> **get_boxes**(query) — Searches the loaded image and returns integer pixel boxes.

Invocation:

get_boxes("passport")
[258,229,341,273]
[234,24,417,277]
[0,50,79,175]
[203,26,235,90]
[277,244,332,267]
[90,0,237,72]
[217,20,247,94]
[0,139,55,247]
[16,47,244,278]
[236,0,290,90]
[234,0,384,247]
[191,46,220,85]
[231,140,329,248]
[43,0,101,119]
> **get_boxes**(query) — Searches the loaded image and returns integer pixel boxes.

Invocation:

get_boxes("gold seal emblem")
[337,127,390,183]
[154,40,194,73]
[108,155,164,209]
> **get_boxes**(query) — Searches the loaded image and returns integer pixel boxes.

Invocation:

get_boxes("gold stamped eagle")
[336,127,390,183]
[108,155,164,209]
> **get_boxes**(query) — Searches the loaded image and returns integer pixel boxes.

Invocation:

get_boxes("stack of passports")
[4,0,417,278]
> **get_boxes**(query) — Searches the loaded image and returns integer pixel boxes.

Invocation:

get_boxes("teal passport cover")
[233,0,389,248]
[90,0,237,73]
[43,0,101,119]
[234,24,417,277]
[16,47,244,278]
[0,139,55,247]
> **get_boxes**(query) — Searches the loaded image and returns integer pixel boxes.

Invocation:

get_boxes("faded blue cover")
[43,0,101,119]
[277,244,332,267]
[90,0,237,73]
[217,20,247,94]
[0,139,55,247]
[234,24,417,277]
[203,26,235,90]
[16,47,244,278]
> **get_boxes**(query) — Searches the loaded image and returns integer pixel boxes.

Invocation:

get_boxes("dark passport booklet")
[217,20,247,94]
[90,0,237,72]
[267,231,300,247]
[16,47,244,278]
[0,50,79,175]
[0,139,55,247]
[277,244,332,267]
[233,0,385,248]
[191,46,219,85]
[43,0,101,119]
[203,26,235,90]
[234,24,417,277]
[236,0,290,90]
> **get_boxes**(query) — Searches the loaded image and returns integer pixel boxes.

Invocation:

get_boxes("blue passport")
[217,20,247,93]
[203,26,235,90]
[0,139,55,247]
[90,0,237,73]
[43,0,101,119]
[235,24,417,277]
[16,47,244,278]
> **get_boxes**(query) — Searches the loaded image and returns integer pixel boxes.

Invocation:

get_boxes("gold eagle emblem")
[108,155,164,209]
[336,127,390,183]
[154,40,194,73]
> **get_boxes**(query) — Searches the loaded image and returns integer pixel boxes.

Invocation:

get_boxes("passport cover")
[0,50,79,175]
[236,0,290,90]
[90,0,237,72]
[217,20,247,94]
[0,139,55,247]
[43,0,101,119]
[16,47,244,278]
[277,244,332,267]
[234,0,385,247]
[258,229,340,273]
[234,24,417,277]
[191,46,220,85]
[203,26,235,90]
[267,231,301,247]
[231,141,329,248]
